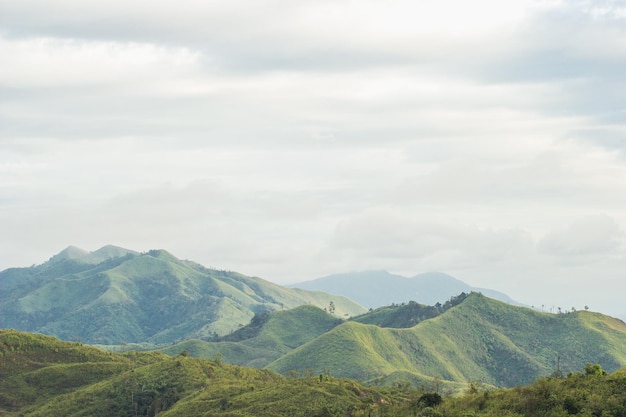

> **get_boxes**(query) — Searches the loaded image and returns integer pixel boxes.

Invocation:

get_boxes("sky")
[1,0,626,319]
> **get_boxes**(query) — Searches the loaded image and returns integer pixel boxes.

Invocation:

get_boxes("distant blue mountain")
[290,270,519,308]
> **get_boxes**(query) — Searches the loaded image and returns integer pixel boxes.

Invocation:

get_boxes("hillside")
[0,246,365,345]
[437,364,626,417]
[291,270,518,308]
[267,293,626,388]
[0,329,401,417]
[161,305,343,368]
[3,329,626,417]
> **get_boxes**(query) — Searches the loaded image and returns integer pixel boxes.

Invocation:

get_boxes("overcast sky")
[1,0,626,319]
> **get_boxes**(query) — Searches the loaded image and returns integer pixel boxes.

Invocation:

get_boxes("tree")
[328,301,336,314]
[584,363,606,376]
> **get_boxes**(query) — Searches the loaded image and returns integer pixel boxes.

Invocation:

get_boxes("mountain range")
[2,245,626,390]
[0,246,364,345]
[291,270,518,308]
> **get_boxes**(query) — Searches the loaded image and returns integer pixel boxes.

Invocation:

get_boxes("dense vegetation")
[2,329,626,417]
[0,246,364,345]
[0,329,403,417]
[435,365,626,417]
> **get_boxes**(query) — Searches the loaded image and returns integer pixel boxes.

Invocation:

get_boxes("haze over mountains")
[291,270,519,308]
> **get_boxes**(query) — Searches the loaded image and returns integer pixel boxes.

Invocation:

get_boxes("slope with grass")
[0,246,365,345]
[161,304,343,368]
[0,329,402,417]
[268,293,626,388]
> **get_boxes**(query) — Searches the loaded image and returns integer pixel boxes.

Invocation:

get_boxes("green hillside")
[161,304,342,368]
[268,293,626,388]
[0,329,399,417]
[437,364,626,417]
[0,246,365,345]
[3,329,626,417]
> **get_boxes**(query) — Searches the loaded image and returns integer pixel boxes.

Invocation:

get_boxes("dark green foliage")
[220,309,273,342]
[419,392,443,407]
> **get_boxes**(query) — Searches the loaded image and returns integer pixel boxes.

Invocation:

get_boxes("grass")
[267,293,626,388]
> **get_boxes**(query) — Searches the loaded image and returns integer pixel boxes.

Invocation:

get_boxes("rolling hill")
[0,329,396,417]
[160,304,343,368]
[266,293,626,388]
[155,293,626,389]
[290,270,518,308]
[0,246,365,345]
[4,328,626,417]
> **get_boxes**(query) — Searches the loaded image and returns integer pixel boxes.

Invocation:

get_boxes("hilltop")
[0,246,365,345]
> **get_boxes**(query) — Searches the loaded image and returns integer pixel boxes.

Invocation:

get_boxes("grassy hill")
[4,329,626,417]
[267,293,626,388]
[161,304,343,368]
[0,246,365,345]
[0,329,402,417]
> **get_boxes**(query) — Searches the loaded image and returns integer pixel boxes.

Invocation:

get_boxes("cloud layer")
[1,0,626,318]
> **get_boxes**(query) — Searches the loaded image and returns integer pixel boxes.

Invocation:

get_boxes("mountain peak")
[48,245,89,263]
[144,249,179,262]
[90,245,138,262]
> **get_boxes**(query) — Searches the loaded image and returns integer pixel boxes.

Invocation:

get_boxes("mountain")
[0,246,365,345]
[266,293,626,388]
[290,270,518,308]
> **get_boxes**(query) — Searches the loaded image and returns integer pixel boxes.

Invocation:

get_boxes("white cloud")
[538,214,624,258]
[1,0,626,321]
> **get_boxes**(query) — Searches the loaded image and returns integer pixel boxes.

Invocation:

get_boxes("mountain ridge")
[0,246,365,345]
[290,270,518,308]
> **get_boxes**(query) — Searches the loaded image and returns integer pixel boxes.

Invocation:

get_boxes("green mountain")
[267,293,626,388]
[0,329,400,417]
[0,246,365,345]
[291,270,519,308]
